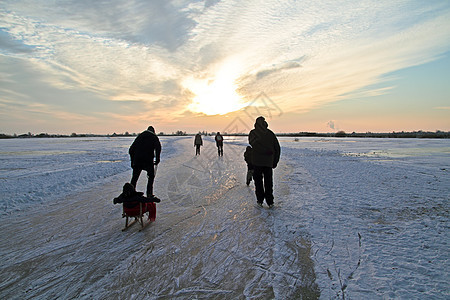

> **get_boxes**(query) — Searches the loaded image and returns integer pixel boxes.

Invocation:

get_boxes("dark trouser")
[131,167,155,197]
[253,166,273,205]
[195,145,201,155]
[217,145,223,156]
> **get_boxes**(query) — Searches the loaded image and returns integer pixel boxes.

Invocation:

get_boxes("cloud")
[0,29,34,54]
[327,120,336,130]
[1,0,197,51]
[1,0,450,133]
[237,3,450,112]
[256,60,303,80]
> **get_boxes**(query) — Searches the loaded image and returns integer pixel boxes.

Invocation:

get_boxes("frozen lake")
[0,136,449,299]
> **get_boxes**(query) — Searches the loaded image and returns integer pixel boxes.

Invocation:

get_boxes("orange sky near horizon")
[1,1,449,135]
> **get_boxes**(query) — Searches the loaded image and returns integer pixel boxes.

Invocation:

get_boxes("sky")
[1,0,449,135]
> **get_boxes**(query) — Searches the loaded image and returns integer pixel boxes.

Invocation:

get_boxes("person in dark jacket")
[194,133,203,155]
[129,126,161,197]
[215,132,224,156]
[248,116,280,208]
[244,146,254,185]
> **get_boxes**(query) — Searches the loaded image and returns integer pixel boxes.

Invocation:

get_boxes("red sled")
[122,202,156,231]
[113,183,159,231]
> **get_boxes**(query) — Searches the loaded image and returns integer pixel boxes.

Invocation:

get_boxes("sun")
[185,64,246,115]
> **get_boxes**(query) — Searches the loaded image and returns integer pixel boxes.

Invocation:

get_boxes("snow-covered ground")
[0,136,448,299]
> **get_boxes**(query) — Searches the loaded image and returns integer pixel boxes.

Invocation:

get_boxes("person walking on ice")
[248,116,280,208]
[129,126,161,197]
[215,131,224,156]
[194,133,203,155]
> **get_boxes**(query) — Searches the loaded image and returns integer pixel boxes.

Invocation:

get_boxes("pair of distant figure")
[194,132,223,156]
[127,116,280,209]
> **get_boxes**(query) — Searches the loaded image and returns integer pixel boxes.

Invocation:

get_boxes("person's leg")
[263,167,274,206]
[253,166,264,204]
[130,168,141,188]
[146,166,155,197]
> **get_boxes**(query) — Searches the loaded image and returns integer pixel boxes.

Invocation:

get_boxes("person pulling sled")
[129,126,161,197]
[115,125,162,230]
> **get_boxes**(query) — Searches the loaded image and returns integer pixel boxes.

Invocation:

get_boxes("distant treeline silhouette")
[278,130,450,138]
[1,130,449,139]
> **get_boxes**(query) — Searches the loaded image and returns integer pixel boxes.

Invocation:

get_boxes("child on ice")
[244,146,254,185]
[113,183,160,221]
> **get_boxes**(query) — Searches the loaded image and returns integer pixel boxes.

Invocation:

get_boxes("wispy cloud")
[0,29,34,54]
[1,0,449,133]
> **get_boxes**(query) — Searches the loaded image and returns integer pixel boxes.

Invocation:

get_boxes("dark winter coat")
[248,121,280,168]
[194,134,203,146]
[129,130,161,171]
[215,133,223,146]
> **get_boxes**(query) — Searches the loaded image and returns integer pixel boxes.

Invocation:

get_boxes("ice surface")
[0,136,448,299]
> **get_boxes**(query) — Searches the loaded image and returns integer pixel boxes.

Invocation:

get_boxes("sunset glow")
[185,63,246,115]
[0,1,449,134]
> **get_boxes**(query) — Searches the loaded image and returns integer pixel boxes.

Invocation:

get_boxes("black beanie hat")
[255,116,268,128]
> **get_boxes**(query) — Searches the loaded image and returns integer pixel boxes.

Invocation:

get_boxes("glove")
[154,158,160,165]
[272,163,277,169]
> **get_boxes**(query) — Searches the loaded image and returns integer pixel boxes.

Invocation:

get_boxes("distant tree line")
[277,130,450,138]
[1,130,449,139]
[0,130,187,139]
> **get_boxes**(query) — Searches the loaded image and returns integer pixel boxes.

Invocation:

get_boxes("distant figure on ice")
[215,132,224,156]
[244,146,254,185]
[129,126,161,197]
[194,133,203,155]
[248,116,280,208]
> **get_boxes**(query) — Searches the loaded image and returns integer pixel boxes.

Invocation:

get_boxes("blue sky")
[0,0,449,134]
